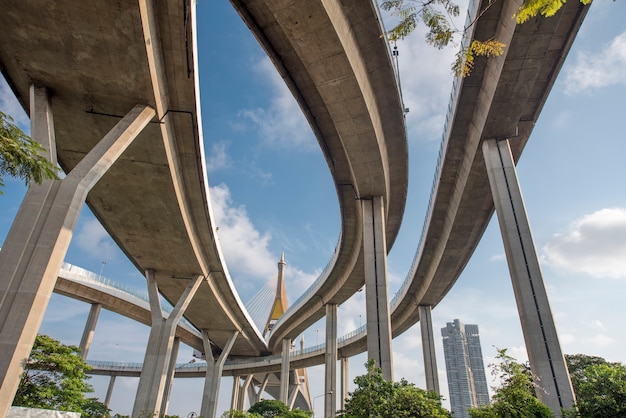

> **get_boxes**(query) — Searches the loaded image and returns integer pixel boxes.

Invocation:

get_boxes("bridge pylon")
[237,253,312,412]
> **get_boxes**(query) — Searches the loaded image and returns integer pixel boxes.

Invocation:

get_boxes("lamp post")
[312,392,332,417]
[98,260,107,281]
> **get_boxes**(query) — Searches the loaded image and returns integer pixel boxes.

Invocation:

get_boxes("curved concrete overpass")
[0,0,266,357]
[1,0,588,412]
[389,0,588,336]
[55,263,204,352]
[52,261,365,373]
[216,0,590,372]
[230,0,408,353]
[0,0,406,360]
[54,263,312,411]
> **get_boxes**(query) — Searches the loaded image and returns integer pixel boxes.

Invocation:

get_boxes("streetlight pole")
[98,260,107,281]
[312,392,332,417]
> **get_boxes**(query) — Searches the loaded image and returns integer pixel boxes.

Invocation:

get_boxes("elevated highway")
[0,0,407,360]
[0,0,266,358]
[53,262,364,374]
[55,263,203,352]
[0,0,589,413]
[258,0,589,364]
[390,0,588,335]
[230,0,408,353]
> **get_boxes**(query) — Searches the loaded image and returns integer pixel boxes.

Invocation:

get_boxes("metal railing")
[60,262,198,330]
[390,0,480,310]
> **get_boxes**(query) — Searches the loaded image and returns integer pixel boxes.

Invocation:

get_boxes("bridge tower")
[264,253,288,336]
[233,254,312,412]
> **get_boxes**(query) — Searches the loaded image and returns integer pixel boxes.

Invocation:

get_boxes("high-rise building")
[441,319,490,418]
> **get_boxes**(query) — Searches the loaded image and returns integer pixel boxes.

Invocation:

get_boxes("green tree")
[381,0,591,76]
[0,111,58,193]
[564,354,626,417]
[339,359,450,418]
[247,400,294,418]
[469,349,553,418]
[221,410,262,418]
[13,334,110,417]
[281,410,311,418]
[515,0,592,24]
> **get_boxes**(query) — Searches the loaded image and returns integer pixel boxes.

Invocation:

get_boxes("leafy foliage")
[339,359,450,418]
[248,400,290,417]
[515,0,592,24]
[381,0,592,76]
[564,354,626,417]
[236,399,311,418]
[381,0,503,76]
[222,411,262,418]
[281,410,312,418]
[452,39,506,77]
[381,0,460,47]
[469,348,553,418]
[0,111,58,193]
[13,335,110,417]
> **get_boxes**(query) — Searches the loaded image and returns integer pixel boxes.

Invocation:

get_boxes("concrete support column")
[231,376,241,411]
[0,86,155,417]
[79,303,102,360]
[201,331,238,418]
[247,381,258,409]
[362,196,394,381]
[105,375,117,407]
[325,304,337,418]
[280,339,291,404]
[340,357,349,411]
[238,375,253,410]
[483,138,575,415]
[160,337,180,415]
[256,374,270,404]
[418,305,440,394]
[133,271,203,417]
[288,382,299,409]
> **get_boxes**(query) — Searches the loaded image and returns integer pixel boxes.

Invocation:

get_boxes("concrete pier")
[483,138,575,415]
[0,86,154,416]
[132,271,203,416]
[418,305,440,394]
[201,331,238,418]
[325,304,338,417]
[362,196,394,380]
[280,339,292,404]
[79,303,102,360]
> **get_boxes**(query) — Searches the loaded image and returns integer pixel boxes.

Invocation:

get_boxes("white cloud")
[206,140,231,173]
[239,58,316,150]
[584,334,614,348]
[543,208,626,279]
[559,333,576,345]
[210,182,320,317]
[592,320,607,332]
[209,183,276,290]
[285,267,318,305]
[338,292,367,335]
[489,253,505,262]
[564,31,626,95]
[394,27,459,143]
[241,159,272,183]
[74,218,119,261]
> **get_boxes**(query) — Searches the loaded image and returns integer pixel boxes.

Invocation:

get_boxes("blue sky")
[2,0,626,416]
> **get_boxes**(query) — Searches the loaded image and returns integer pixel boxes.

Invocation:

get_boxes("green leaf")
[0,111,58,193]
